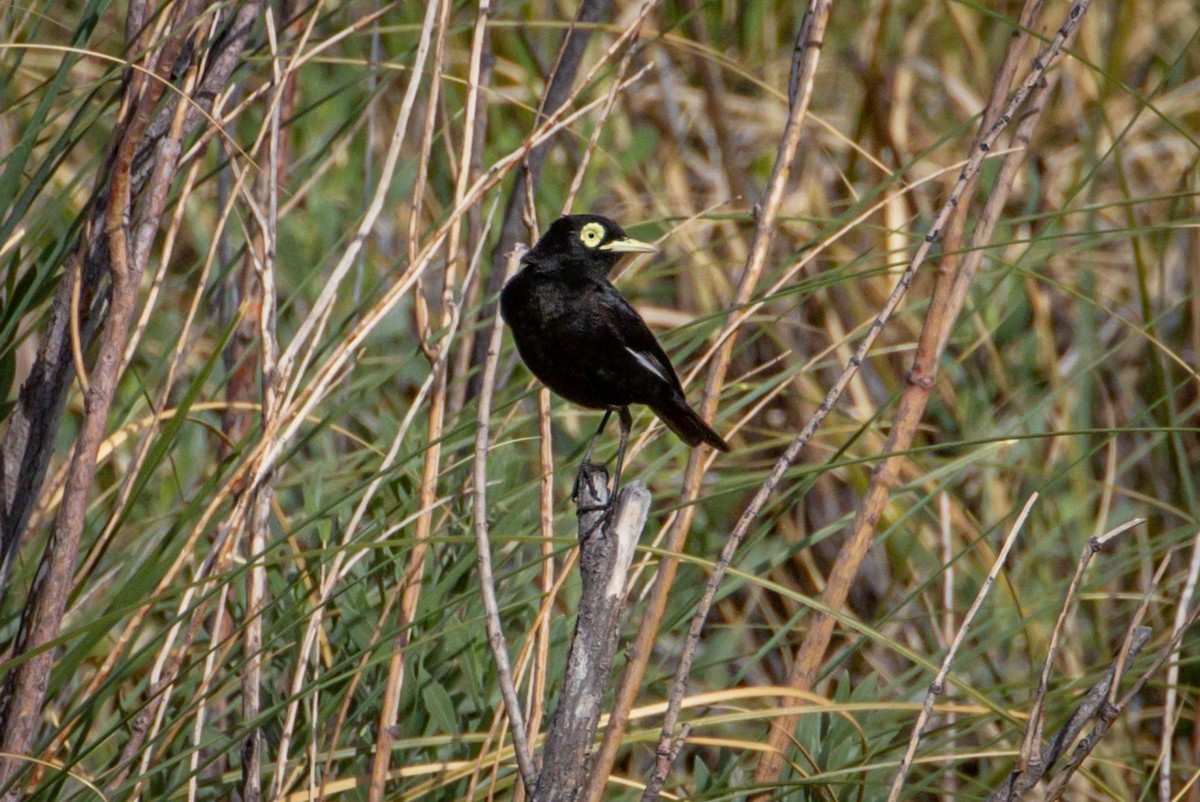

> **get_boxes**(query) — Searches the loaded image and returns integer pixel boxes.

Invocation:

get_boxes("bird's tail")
[654,395,731,452]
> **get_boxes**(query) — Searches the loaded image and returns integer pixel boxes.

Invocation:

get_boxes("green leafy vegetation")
[0,1,1197,799]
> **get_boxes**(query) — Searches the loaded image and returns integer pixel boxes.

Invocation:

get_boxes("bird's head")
[525,214,657,275]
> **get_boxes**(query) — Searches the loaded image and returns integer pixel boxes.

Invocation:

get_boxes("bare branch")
[585,4,834,795]
[1020,519,1142,770]
[471,246,538,793]
[753,3,1094,791]
[0,0,206,784]
[534,472,650,802]
[884,494,1037,802]
[0,0,262,598]
[987,627,1154,802]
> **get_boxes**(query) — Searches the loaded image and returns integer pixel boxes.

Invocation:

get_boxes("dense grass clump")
[0,1,1197,799]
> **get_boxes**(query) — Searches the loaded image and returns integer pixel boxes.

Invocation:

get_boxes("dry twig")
[533,470,650,802]
[0,0,261,598]
[986,627,1154,802]
[1036,602,1200,801]
[752,3,1093,791]
[1019,518,1143,773]
[582,5,834,796]
[0,1,211,788]
[974,519,1200,802]
[471,247,538,792]
[884,494,1037,802]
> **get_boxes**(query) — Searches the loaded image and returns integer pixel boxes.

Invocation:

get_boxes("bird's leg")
[573,409,613,502]
[608,406,633,506]
[582,409,613,464]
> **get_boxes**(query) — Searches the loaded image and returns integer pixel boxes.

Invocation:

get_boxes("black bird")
[500,214,730,503]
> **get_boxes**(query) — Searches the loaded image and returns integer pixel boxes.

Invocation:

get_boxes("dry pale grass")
[0,1,1197,800]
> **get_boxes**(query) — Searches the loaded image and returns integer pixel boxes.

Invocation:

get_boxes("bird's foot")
[572,460,609,503]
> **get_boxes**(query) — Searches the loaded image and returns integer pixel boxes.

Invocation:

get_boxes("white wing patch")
[626,346,668,382]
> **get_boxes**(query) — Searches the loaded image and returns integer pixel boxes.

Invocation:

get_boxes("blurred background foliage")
[0,0,1198,799]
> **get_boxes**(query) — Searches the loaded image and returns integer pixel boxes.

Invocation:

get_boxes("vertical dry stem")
[884,494,1037,802]
[582,5,833,796]
[533,473,649,802]
[358,3,450,797]
[752,3,1092,791]
[0,2,204,788]
[241,7,290,798]
[471,247,538,792]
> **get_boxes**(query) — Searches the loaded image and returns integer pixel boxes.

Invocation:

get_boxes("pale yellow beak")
[599,236,657,254]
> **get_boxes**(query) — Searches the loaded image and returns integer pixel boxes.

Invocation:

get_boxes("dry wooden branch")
[10,6,264,794]
[0,1,218,789]
[0,0,262,599]
[471,247,539,792]
[927,518,1194,802]
[752,3,1093,792]
[986,626,1153,802]
[582,5,834,797]
[1019,519,1142,772]
[884,494,1037,802]
[1031,595,1200,801]
[533,470,650,802]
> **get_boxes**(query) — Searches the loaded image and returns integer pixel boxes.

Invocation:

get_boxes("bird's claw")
[572,460,609,503]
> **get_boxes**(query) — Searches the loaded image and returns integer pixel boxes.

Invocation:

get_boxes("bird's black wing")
[590,282,729,450]
[589,282,685,397]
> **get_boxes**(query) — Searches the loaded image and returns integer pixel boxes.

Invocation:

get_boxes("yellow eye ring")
[579,222,605,247]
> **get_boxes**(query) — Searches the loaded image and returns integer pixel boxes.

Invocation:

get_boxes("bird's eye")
[579,223,605,247]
